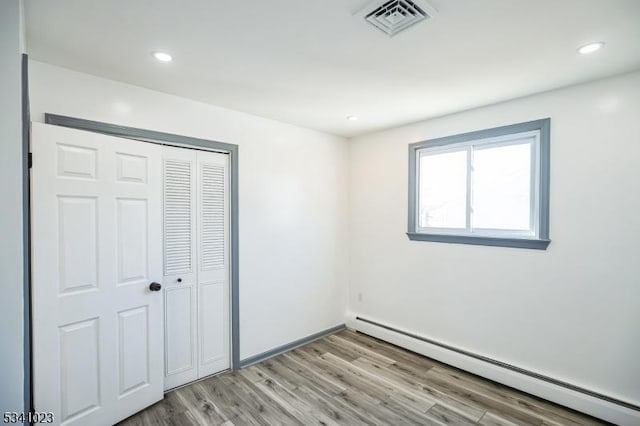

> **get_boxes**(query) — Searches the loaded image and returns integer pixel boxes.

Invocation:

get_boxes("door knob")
[149,282,162,291]
[177,278,182,283]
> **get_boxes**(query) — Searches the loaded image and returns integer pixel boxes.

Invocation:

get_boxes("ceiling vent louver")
[356,0,436,37]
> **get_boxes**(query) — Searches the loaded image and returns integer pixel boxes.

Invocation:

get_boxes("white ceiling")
[25,0,640,137]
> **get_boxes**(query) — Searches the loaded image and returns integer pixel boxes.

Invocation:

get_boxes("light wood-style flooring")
[119,329,606,425]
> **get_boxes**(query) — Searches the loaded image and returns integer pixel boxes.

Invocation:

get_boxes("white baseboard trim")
[347,315,640,426]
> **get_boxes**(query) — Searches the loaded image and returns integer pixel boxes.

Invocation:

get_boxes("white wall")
[26,56,640,422]
[28,60,349,360]
[348,72,640,420]
[0,0,25,415]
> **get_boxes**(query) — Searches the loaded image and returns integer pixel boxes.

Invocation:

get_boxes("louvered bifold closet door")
[162,147,198,390]
[196,150,231,377]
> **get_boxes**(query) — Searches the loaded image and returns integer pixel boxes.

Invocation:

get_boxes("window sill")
[406,232,551,250]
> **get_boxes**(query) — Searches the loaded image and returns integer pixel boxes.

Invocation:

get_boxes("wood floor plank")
[329,388,397,425]
[428,366,604,426]
[120,329,607,426]
[276,352,347,394]
[389,388,437,413]
[353,355,486,421]
[237,365,267,383]
[298,339,359,363]
[159,409,202,426]
[217,373,303,426]
[479,411,521,426]
[340,329,439,370]
[199,374,293,426]
[327,352,473,420]
[254,377,341,426]
[293,384,375,425]
[121,389,187,425]
[421,369,544,425]
[117,414,145,426]
[290,346,362,388]
[138,409,164,426]
[353,356,439,405]
[150,388,188,418]
[280,351,348,393]
[291,347,396,402]
[246,355,377,425]
[335,387,430,426]
[378,396,444,426]
[307,338,362,362]
[318,352,399,399]
[267,356,373,424]
[426,403,480,426]
[221,413,262,426]
[252,358,302,391]
[175,383,230,425]
[194,379,248,421]
[325,334,396,365]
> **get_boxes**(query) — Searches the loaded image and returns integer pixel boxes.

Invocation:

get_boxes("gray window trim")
[407,118,551,250]
[43,113,241,370]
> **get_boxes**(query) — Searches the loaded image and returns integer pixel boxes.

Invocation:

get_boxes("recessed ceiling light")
[152,51,173,62]
[577,42,605,55]
[347,115,359,121]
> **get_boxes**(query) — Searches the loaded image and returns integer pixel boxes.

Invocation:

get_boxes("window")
[408,119,550,249]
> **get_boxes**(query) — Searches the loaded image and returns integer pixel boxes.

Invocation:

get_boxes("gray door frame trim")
[43,113,241,370]
[22,53,32,418]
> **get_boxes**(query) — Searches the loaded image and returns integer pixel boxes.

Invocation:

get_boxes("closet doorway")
[30,115,239,426]
[163,146,230,390]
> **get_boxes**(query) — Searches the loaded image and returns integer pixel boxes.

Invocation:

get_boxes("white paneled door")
[31,123,164,426]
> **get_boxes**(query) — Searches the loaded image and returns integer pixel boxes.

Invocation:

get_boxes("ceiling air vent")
[356,0,436,37]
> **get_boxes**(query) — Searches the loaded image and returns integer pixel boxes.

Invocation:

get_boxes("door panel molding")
[44,113,240,370]
[31,123,164,425]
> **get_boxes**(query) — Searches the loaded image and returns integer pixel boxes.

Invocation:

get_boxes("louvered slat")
[164,159,193,275]
[200,164,225,270]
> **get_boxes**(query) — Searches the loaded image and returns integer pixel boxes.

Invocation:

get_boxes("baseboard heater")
[355,316,639,412]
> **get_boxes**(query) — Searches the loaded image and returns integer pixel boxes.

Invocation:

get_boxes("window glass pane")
[472,142,532,231]
[419,149,467,229]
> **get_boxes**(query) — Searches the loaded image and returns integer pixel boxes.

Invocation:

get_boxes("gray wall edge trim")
[406,232,551,250]
[22,53,32,417]
[42,113,241,370]
[239,324,346,369]
[355,316,640,413]
[230,149,240,369]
